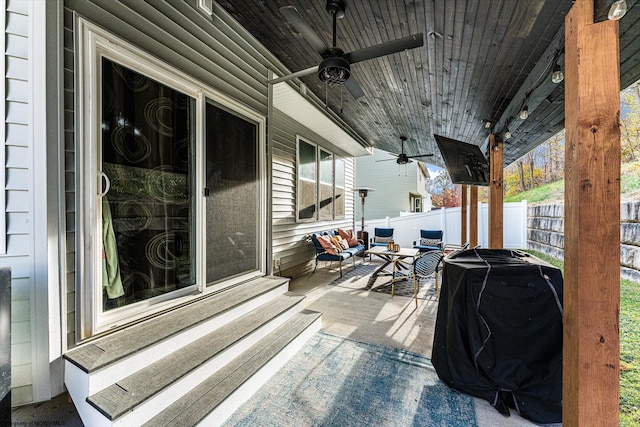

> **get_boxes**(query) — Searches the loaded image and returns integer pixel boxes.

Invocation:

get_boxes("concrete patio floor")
[11,258,545,426]
[289,258,541,427]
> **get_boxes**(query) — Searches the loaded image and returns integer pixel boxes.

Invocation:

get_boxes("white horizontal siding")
[6,56,27,79]
[271,109,357,275]
[5,123,28,145]
[2,7,34,403]
[60,0,310,348]
[355,149,419,219]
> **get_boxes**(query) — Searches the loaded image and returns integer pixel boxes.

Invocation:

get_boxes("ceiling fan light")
[318,56,351,85]
[608,0,627,20]
[552,63,564,84]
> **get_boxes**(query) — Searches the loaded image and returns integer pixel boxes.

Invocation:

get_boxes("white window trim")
[296,137,318,222]
[296,136,345,222]
[75,17,266,338]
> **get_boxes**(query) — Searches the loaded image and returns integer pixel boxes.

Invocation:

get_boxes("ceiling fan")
[268,0,424,99]
[376,136,434,165]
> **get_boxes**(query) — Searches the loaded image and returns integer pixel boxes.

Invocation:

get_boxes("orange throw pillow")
[338,228,359,247]
[317,235,339,255]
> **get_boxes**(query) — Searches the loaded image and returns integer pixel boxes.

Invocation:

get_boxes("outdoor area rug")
[329,261,438,300]
[223,332,477,427]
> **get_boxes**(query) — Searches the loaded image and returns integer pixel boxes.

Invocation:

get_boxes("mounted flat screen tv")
[434,134,490,186]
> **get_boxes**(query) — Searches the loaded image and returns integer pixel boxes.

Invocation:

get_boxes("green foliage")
[503,161,640,204]
[504,179,564,203]
[621,161,640,194]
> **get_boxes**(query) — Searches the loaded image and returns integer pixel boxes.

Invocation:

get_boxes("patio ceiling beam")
[563,0,621,424]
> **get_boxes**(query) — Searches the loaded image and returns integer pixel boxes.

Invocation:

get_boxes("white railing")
[362,201,528,249]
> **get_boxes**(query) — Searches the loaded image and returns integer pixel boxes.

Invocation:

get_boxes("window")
[297,137,344,221]
[297,139,317,220]
[318,149,334,220]
[335,158,345,218]
[414,197,422,212]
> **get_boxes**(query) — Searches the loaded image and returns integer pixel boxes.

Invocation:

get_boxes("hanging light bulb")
[608,0,627,20]
[519,105,529,120]
[552,63,564,84]
[504,129,512,140]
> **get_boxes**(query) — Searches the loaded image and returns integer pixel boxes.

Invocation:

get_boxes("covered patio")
[219,0,640,424]
[13,256,548,426]
[5,0,639,424]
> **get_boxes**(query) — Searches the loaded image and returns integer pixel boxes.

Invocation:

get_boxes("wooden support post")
[563,0,620,425]
[469,186,478,247]
[461,185,468,245]
[488,134,503,248]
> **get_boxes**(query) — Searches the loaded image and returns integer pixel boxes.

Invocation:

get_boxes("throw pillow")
[338,228,359,247]
[374,236,393,244]
[337,238,349,250]
[330,236,344,253]
[317,235,339,255]
[420,237,442,247]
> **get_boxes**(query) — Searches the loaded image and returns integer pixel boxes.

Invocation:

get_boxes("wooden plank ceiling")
[217,0,640,167]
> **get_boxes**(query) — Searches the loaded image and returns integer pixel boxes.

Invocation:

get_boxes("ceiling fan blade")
[344,33,424,65]
[407,154,434,158]
[268,65,319,84]
[375,158,398,162]
[343,76,365,99]
[279,6,329,57]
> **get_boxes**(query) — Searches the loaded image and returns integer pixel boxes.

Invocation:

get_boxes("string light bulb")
[504,129,512,140]
[608,0,627,20]
[551,63,564,84]
[519,105,529,120]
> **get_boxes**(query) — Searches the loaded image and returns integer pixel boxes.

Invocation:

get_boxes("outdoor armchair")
[413,229,443,252]
[392,249,444,307]
[370,228,394,247]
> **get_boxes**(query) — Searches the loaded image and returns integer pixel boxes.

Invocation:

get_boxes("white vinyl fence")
[360,201,528,249]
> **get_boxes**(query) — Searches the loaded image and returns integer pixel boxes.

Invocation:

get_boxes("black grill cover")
[431,249,563,424]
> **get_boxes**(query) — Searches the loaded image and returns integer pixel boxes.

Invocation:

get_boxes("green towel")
[102,197,125,299]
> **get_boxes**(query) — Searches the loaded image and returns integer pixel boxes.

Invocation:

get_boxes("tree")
[428,171,461,208]
[621,81,640,162]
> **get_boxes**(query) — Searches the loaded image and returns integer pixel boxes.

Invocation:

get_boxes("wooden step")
[143,309,322,427]
[64,276,289,395]
[65,276,289,373]
[86,292,305,425]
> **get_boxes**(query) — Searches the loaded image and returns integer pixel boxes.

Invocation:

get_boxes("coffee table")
[365,246,420,278]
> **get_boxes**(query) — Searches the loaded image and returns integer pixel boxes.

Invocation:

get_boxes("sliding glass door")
[79,20,266,336]
[204,102,260,285]
[99,58,197,312]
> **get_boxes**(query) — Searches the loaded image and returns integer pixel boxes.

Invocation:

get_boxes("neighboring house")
[1,0,370,419]
[355,148,431,220]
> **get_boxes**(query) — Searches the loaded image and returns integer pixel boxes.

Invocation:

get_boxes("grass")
[504,160,640,204]
[525,250,640,425]
[620,278,640,426]
[504,179,565,203]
